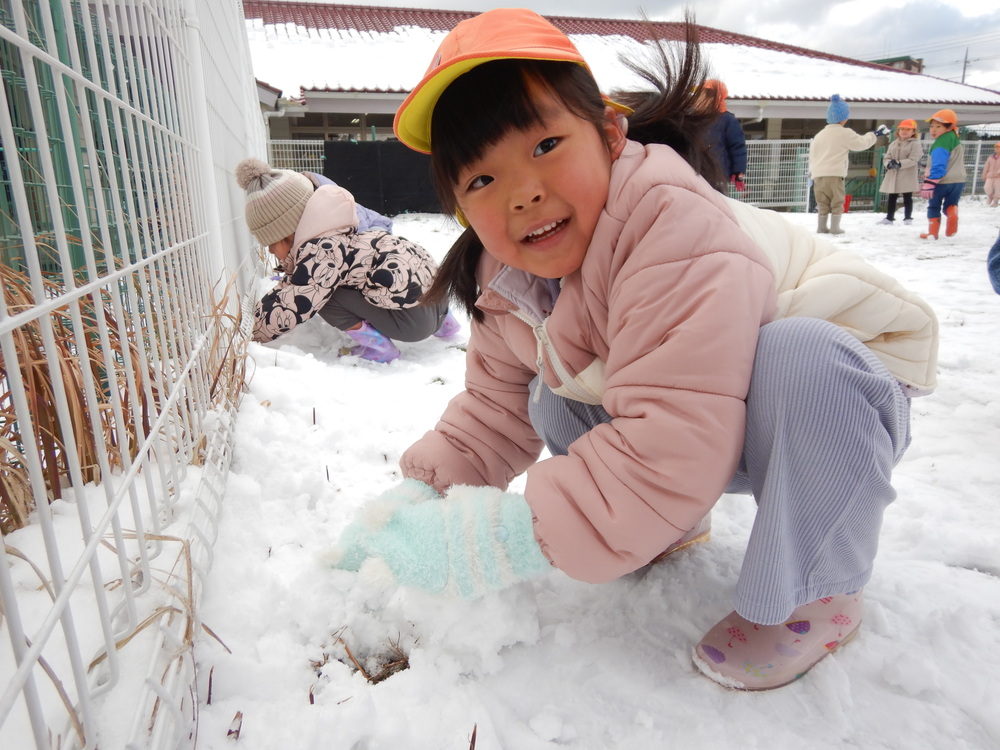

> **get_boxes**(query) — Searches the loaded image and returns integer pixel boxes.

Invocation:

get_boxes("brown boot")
[945,205,959,236]
[920,218,941,240]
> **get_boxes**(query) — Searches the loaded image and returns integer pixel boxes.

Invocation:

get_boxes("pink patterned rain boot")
[344,321,400,364]
[433,310,461,338]
[693,591,863,690]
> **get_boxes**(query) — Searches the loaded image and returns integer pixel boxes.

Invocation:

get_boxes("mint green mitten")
[332,478,441,572]
[329,482,552,599]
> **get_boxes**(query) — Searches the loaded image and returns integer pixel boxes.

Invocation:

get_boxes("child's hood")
[292,184,359,246]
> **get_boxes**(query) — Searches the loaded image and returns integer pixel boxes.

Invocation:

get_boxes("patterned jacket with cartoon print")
[252,185,438,343]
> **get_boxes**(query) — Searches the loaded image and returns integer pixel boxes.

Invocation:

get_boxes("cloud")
[806,4,1000,89]
[688,0,1000,91]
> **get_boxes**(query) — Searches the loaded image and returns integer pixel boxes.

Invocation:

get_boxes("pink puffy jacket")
[401,141,778,582]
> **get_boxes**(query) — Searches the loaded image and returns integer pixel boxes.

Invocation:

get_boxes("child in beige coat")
[877,119,923,224]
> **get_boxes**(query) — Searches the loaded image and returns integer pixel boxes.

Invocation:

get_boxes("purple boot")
[344,321,400,363]
[434,310,461,338]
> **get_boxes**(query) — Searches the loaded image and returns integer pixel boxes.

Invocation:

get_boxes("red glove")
[920,179,939,200]
[730,174,746,192]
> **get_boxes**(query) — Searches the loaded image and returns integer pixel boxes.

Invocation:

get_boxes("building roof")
[242,1,1000,124]
[242,0,896,70]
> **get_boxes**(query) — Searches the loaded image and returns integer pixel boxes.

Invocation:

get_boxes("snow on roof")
[242,2,1000,110]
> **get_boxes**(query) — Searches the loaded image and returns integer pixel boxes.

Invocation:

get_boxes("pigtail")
[611,15,727,192]
[420,227,486,323]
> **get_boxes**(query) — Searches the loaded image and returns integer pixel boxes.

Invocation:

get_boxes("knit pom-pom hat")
[235,157,313,246]
[826,94,850,124]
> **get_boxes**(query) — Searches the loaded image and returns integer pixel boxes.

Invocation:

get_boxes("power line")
[857,30,1000,62]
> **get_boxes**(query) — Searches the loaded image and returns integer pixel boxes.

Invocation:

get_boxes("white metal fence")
[0,1,263,748]
[954,139,999,196]
[274,137,998,214]
[733,139,811,209]
[267,138,325,175]
[727,138,997,211]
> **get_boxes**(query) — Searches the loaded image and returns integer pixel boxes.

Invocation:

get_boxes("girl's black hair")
[612,19,725,191]
[421,18,723,322]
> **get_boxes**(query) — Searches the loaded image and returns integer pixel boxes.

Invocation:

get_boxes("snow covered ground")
[194,201,1000,750]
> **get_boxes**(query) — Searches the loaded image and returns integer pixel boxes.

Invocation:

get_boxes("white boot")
[830,214,844,235]
[817,214,829,233]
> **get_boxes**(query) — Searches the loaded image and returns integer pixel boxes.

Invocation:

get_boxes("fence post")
[181,0,233,301]
[874,146,885,213]
[969,142,983,196]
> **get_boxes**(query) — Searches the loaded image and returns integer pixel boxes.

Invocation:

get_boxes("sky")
[263,0,1000,92]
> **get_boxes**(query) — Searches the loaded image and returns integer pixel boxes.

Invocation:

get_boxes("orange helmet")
[897,119,918,130]
[926,109,958,126]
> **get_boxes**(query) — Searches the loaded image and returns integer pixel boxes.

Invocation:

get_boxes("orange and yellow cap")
[897,119,917,130]
[926,109,958,126]
[393,8,631,154]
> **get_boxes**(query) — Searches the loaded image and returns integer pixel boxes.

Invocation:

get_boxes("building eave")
[729,99,1000,125]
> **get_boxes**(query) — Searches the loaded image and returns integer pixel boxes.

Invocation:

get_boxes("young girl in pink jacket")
[331,9,938,691]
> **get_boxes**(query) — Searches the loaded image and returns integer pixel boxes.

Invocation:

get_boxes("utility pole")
[961,47,968,83]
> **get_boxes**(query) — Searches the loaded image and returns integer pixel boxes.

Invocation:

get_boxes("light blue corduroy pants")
[527,317,912,625]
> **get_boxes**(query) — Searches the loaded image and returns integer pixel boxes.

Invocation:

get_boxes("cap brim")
[604,95,633,116]
[395,52,632,153]
[395,54,511,154]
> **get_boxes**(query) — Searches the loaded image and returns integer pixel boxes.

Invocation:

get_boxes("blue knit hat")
[827,94,850,123]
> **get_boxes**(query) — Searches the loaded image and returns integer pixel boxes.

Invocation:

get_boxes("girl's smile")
[454,86,624,279]
[524,219,567,243]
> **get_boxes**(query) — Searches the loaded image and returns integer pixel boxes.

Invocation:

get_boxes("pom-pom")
[321,545,346,567]
[234,157,271,190]
[359,557,398,589]
[360,498,399,529]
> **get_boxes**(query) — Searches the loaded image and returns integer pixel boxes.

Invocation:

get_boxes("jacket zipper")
[510,310,597,404]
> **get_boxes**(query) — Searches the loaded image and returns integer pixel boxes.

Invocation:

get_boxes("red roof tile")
[241,1,902,76]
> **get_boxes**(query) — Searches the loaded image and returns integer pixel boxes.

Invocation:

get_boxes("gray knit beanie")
[235,158,313,246]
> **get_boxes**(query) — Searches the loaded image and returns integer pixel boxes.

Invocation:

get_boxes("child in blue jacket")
[919,109,966,239]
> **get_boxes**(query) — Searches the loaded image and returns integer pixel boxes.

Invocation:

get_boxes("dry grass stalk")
[89,531,230,669]
[84,530,230,739]
[0,260,162,535]
[336,635,411,685]
[2,543,57,601]
[1,526,220,746]
[28,637,87,746]
[86,605,185,671]
[192,273,250,468]
[227,710,243,739]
